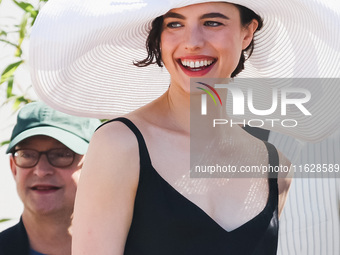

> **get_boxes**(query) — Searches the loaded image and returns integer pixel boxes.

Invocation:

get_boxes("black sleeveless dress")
[99,118,279,255]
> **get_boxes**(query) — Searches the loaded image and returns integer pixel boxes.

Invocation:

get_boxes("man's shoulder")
[0,221,21,238]
[0,219,30,255]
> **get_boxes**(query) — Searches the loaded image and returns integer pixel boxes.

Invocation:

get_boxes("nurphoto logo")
[196,79,312,129]
[196,82,222,115]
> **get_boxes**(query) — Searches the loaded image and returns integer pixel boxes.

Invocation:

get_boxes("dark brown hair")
[134,4,263,78]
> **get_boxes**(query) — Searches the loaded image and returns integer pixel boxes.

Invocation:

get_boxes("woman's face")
[160,2,257,91]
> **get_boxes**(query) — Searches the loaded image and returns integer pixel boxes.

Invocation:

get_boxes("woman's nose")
[184,26,205,51]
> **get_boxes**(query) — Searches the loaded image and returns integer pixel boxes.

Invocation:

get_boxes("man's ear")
[242,19,258,50]
[9,155,18,177]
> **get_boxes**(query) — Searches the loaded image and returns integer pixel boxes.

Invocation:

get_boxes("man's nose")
[33,155,55,177]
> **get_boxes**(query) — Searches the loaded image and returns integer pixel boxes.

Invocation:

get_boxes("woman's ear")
[242,19,259,50]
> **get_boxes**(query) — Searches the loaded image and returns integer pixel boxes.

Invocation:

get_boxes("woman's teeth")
[181,59,214,68]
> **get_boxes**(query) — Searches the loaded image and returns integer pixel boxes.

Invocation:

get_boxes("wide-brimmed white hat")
[30,0,340,140]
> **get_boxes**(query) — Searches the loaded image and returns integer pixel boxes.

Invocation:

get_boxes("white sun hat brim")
[30,0,340,141]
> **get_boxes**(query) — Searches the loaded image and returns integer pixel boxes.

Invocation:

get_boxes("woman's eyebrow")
[163,12,185,19]
[163,12,229,20]
[200,13,229,20]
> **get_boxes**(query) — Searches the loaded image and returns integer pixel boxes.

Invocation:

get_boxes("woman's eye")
[166,22,182,28]
[204,21,222,27]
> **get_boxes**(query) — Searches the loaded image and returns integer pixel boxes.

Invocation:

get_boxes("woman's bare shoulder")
[86,118,141,180]
[94,118,138,148]
[277,150,292,178]
[72,118,140,254]
[277,150,292,217]
[81,117,141,194]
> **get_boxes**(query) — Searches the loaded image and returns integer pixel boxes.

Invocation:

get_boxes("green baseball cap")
[6,102,101,154]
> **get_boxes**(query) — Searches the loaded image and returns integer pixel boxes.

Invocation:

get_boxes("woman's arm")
[277,152,292,217]
[72,121,140,255]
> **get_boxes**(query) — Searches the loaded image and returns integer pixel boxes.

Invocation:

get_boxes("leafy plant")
[0,0,48,111]
[0,218,11,223]
[0,0,104,149]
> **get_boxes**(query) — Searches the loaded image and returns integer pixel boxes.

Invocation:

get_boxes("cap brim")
[6,126,89,155]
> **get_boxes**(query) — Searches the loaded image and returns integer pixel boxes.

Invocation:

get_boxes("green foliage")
[0,60,23,85]
[0,0,45,148]
[13,1,38,21]
[0,0,47,110]
[0,140,10,146]
[0,218,11,223]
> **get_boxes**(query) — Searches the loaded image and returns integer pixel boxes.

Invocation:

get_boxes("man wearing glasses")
[0,102,100,255]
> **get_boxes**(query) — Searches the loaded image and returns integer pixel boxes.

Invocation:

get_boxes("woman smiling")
[29,0,340,254]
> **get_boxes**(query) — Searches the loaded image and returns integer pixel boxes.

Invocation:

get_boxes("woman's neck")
[154,80,238,140]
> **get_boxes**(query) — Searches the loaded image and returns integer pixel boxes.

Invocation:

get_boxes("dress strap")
[263,141,279,181]
[263,141,279,168]
[96,117,152,168]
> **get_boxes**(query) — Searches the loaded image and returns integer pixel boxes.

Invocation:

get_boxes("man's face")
[10,135,84,217]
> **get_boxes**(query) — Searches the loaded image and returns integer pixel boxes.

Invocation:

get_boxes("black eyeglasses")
[12,148,76,168]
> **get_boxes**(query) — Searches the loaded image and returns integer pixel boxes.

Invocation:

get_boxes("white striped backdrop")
[269,131,340,255]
